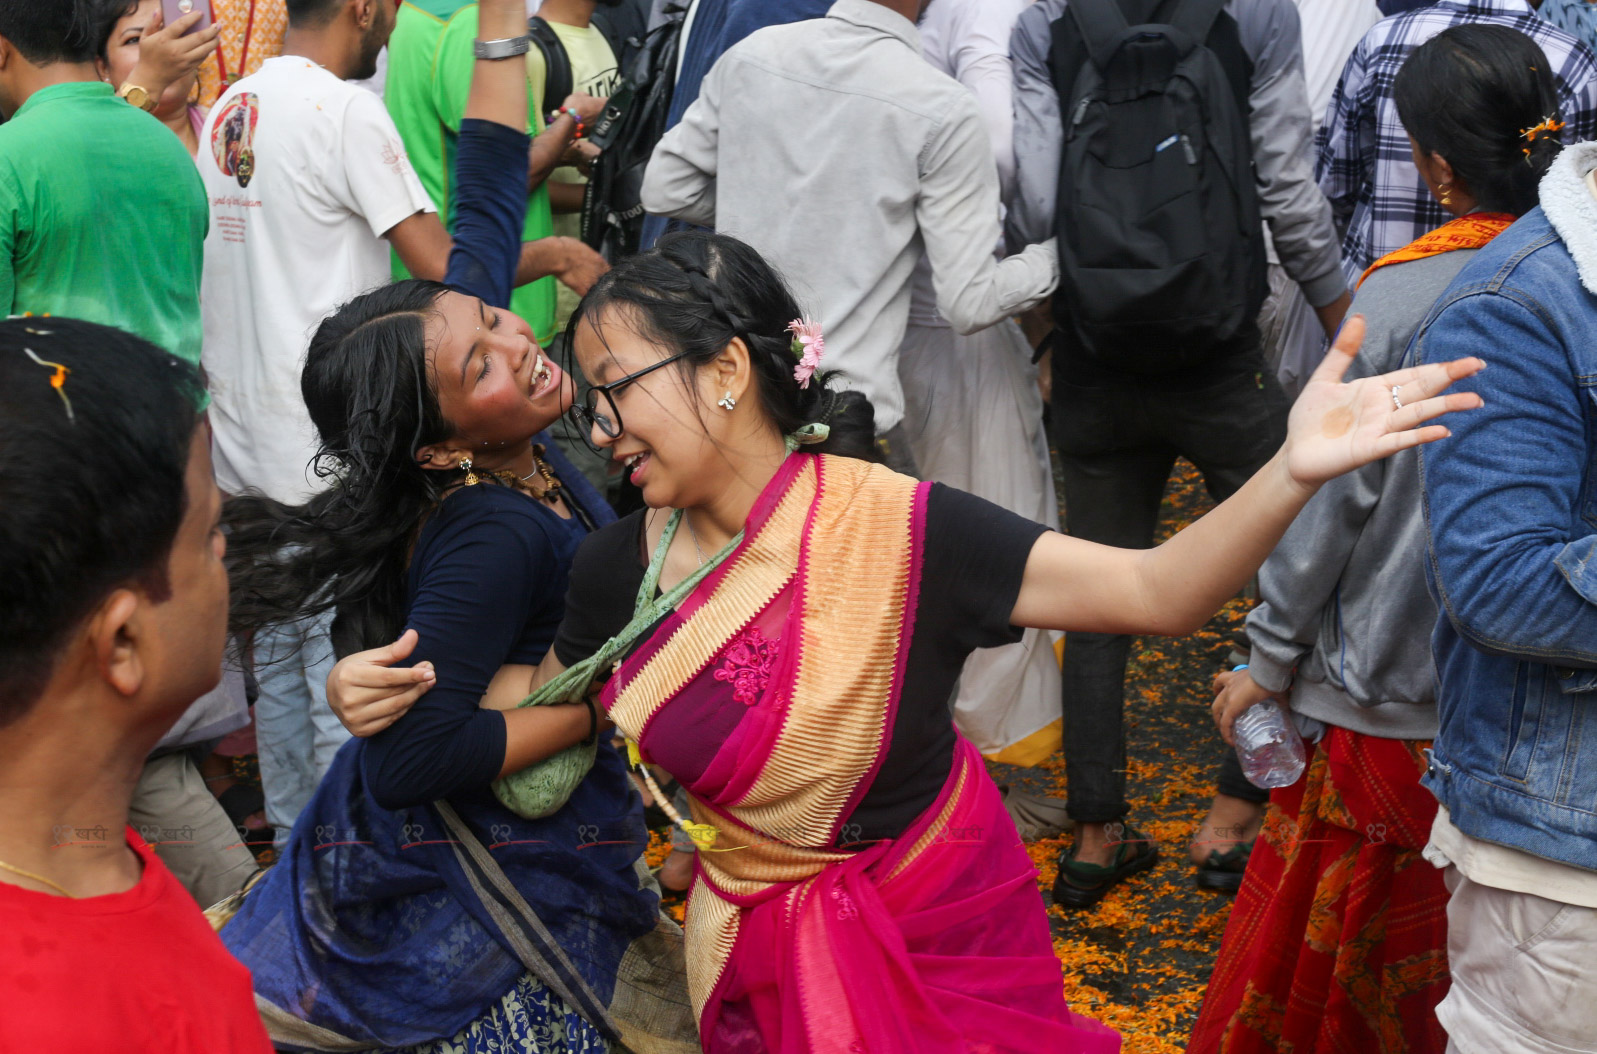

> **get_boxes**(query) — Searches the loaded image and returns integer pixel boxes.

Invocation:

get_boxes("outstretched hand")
[1282,316,1485,488]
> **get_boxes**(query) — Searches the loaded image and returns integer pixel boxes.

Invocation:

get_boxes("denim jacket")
[1410,143,1597,872]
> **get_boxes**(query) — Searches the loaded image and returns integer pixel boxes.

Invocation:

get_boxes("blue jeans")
[254,612,348,849]
[1051,346,1288,823]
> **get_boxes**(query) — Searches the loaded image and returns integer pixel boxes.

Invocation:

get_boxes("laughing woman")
[331,230,1483,1051]
[215,1,691,1050]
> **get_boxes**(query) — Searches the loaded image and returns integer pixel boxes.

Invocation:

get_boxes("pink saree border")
[599,454,812,733]
[828,477,931,843]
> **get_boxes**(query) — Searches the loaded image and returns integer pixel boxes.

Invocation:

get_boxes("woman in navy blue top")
[219,4,679,1049]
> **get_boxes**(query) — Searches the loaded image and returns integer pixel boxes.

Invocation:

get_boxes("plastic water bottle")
[1230,665,1306,789]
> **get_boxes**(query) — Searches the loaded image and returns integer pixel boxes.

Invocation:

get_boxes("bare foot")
[659,848,694,892]
[1189,793,1264,866]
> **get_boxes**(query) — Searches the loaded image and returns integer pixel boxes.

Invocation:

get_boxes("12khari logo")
[211,91,260,189]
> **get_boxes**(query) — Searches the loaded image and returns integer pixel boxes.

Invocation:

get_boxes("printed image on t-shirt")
[212,92,260,188]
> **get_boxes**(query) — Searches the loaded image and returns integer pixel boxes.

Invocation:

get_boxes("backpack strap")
[1067,0,1132,71]
[1166,0,1228,47]
[1069,0,1218,73]
[527,16,574,109]
[590,0,649,71]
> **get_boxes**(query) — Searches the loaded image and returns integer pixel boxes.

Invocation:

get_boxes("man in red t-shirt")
[0,316,271,1053]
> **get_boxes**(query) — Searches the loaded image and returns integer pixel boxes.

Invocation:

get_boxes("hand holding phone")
[161,0,215,36]
[125,4,221,102]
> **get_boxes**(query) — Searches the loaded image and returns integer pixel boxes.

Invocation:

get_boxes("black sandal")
[1051,825,1160,910]
[1194,838,1253,894]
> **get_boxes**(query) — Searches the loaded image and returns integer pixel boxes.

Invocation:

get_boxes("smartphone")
[161,0,215,35]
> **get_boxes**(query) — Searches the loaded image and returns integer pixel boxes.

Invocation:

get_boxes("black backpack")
[527,0,649,106]
[1049,0,1265,372]
[579,5,686,261]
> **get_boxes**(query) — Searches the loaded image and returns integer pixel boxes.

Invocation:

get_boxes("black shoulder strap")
[1067,0,1131,71]
[527,16,574,108]
[1167,0,1228,46]
[590,0,650,69]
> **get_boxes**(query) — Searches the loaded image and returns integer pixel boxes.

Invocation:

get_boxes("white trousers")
[1438,866,1597,1054]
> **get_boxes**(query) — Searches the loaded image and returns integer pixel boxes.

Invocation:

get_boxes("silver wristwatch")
[473,35,532,60]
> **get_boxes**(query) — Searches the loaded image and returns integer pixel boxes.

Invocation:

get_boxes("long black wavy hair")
[229,233,878,657]
[567,230,879,462]
[226,280,461,657]
[1395,24,1564,217]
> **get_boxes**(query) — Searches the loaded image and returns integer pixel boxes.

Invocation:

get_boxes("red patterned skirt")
[1188,726,1450,1054]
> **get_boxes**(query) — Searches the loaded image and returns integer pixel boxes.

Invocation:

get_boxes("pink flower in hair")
[788,318,824,389]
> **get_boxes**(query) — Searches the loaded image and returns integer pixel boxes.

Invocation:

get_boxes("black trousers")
[1051,346,1287,823]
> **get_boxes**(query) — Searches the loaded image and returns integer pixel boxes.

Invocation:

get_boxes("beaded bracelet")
[550,105,586,139]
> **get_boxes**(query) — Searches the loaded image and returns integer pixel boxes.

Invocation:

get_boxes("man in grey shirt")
[1009,0,1349,907]
[640,0,1057,471]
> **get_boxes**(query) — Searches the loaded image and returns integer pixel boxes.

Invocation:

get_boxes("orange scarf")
[1357,212,1515,289]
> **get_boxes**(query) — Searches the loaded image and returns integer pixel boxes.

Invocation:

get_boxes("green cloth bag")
[491,510,742,819]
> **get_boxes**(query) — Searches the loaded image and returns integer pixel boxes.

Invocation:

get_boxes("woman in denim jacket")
[1192,27,1562,1054]
[1409,53,1597,1054]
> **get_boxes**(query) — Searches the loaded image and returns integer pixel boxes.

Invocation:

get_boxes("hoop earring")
[460,456,480,486]
[717,391,737,411]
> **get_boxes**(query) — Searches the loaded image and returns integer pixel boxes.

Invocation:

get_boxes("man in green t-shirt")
[0,2,208,364]
[384,1,606,344]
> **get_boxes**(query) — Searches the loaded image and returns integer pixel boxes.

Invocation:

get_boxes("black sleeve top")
[552,482,1051,844]
[361,486,588,810]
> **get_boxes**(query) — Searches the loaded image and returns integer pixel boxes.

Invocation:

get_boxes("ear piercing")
[718,391,737,411]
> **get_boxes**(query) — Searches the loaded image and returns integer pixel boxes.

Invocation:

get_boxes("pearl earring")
[718,391,737,411]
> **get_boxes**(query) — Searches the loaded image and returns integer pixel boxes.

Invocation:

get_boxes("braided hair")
[565,230,879,462]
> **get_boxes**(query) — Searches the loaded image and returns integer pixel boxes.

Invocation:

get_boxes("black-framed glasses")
[568,349,695,445]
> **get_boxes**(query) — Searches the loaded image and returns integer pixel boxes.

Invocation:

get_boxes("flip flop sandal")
[1051,825,1160,910]
[1194,837,1254,894]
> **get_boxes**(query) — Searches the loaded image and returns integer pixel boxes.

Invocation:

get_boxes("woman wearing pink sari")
[331,231,1482,1052]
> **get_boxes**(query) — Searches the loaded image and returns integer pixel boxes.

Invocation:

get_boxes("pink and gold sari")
[602,453,1119,1053]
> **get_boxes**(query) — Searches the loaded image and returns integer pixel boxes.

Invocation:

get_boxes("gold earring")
[460,456,480,486]
[1439,182,1453,206]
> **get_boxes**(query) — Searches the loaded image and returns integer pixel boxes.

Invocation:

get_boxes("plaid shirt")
[1316,0,1597,283]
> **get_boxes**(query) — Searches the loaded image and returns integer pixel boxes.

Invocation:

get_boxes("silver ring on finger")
[1391,385,1404,411]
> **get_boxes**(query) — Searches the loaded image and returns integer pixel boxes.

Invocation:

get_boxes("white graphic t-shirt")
[199,56,435,503]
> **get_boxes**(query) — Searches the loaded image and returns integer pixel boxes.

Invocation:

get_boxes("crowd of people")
[0,0,1593,1051]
